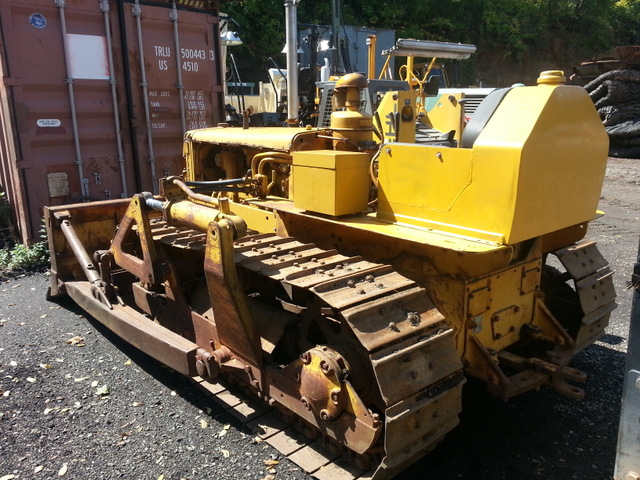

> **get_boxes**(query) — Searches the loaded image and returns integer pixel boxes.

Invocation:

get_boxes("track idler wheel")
[299,346,348,421]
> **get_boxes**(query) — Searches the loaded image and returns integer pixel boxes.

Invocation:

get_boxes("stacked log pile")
[585,70,640,159]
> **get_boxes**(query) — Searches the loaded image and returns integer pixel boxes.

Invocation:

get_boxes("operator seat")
[460,87,512,149]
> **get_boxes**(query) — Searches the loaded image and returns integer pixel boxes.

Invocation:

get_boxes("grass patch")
[0,192,49,275]
[0,239,49,274]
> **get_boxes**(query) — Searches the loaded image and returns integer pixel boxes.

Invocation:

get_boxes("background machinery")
[45,69,616,478]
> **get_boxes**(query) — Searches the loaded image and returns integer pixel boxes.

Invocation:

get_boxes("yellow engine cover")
[376,83,609,245]
[292,150,370,216]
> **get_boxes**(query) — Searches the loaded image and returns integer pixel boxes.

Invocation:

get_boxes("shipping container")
[0,0,224,243]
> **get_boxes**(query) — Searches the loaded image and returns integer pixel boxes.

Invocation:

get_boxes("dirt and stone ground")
[0,157,638,480]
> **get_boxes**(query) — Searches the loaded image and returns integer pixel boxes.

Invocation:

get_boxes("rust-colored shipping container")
[0,0,224,243]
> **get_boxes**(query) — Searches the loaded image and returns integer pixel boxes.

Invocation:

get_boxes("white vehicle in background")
[615,239,640,480]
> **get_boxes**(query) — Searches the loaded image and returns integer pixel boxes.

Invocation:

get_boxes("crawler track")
[153,226,466,479]
[543,241,617,351]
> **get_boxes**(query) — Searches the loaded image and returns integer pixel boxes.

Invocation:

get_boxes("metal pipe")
[257,157,291,176]
[164,199,246,237]
[331,0,340,73]
[170,1,187,135]
[250,151,291,177]
[284,0,299,124]
[228,53,245,113]
[383,39,476,60]
[55,0,89,199]
[59,218,102,286]
[185,178,247,187]
[117,0,143,192]
[144,196,164,211]
[378,54,392,80]
[367,35,377,80]
[189,186,252,193]
[100,0,129,197]
[167,176,221,208]
[148,181,247,238]
[132,0,158,194]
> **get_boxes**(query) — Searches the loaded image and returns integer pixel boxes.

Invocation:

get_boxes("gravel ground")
[0,157,638,480]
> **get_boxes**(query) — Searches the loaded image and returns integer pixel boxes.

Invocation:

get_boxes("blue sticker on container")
[29,13,47,29]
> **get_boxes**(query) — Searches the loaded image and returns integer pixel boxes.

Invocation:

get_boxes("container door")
[0,0,223,243]
[0,0,136,241]
[120,0,224,193]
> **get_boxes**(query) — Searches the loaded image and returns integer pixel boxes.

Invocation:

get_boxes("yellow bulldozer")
[45,69,616,479]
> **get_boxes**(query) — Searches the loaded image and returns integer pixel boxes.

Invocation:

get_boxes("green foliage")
[612,0,640,45]
[0,241,49,273]
[221,0,640,86]
[0,197,49,274]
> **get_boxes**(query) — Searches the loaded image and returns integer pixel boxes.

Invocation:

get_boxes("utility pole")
[284,0,300,125]
[331,0,341,74]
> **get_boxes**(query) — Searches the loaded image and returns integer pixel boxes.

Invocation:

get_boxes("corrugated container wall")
[0,0,224,243]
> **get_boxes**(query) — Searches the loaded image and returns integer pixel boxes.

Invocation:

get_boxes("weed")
[0,222,49,274]
[0,241,49,272]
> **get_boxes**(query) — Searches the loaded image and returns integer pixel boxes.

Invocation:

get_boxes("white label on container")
[185,90,208,130]
[37,119,61,127]
[47,172,70,198]
[67,34,110,80]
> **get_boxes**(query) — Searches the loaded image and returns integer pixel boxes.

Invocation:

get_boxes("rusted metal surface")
[52,207,466,477]
[64,280,199,377]
[572,46,640,85]
[44,199,130,297]
[553,242,617,351]
[204,219,264,369]
[110,194,164,285]
[44,188,616,479]
[233,233,465,478]
[0,0,224,243]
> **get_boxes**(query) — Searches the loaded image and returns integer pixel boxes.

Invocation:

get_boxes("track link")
[546,241,617,351]
[147,224,466,478]
[229,233,465,479]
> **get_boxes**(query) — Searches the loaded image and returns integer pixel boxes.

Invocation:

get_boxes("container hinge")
[3,77,21,87]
